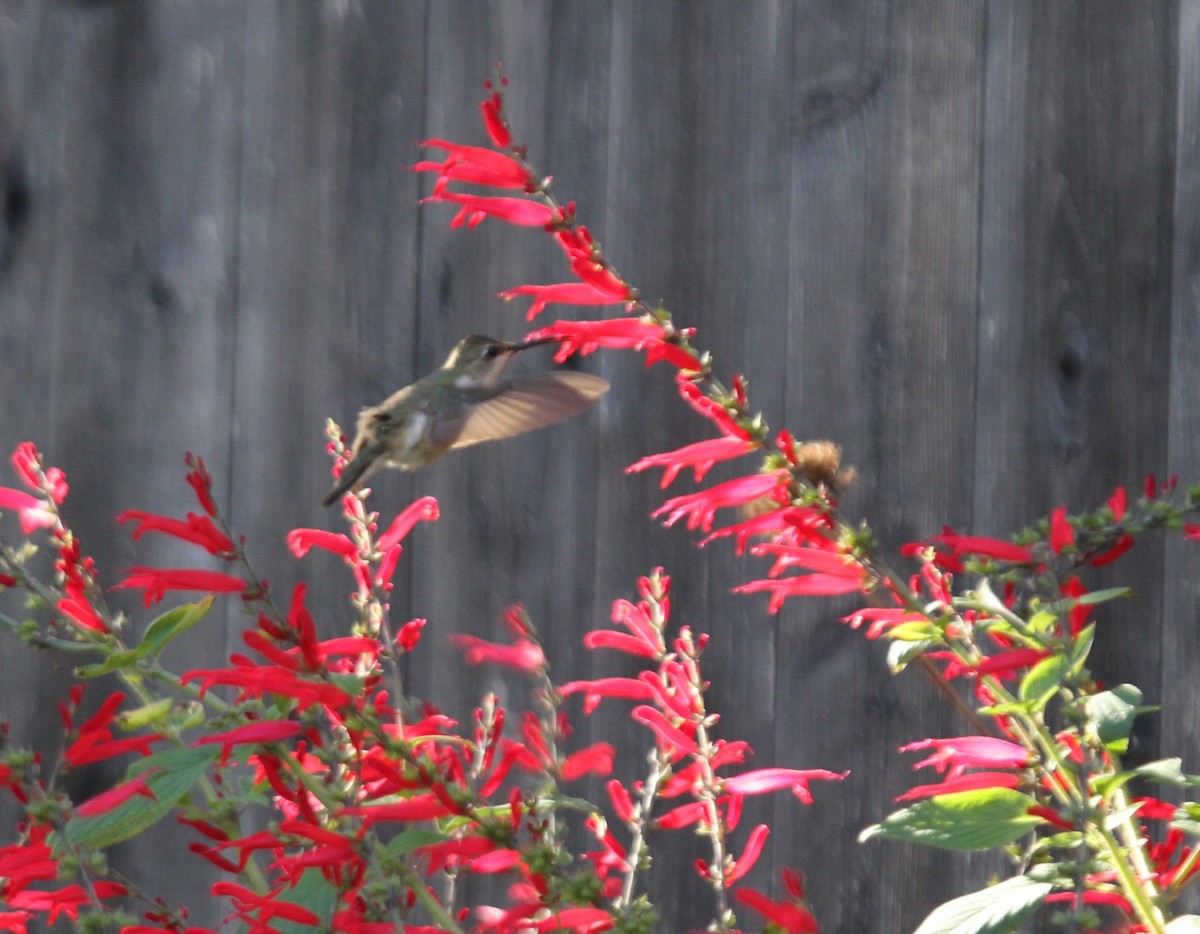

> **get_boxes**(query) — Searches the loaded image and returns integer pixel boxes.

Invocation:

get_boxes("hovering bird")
[323,334,608,506]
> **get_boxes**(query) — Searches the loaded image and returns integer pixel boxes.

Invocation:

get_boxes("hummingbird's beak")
[512,334,566,351]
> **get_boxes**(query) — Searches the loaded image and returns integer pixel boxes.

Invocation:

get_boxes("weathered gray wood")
[0,2,1191,930]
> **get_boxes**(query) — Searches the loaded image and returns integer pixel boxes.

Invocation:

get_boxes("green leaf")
[75,650,141,678]
[386,828,448,856]
[139,597,212,659]
[912,876,1052,934]
[1019,654,1068,711]
[116,698,174,730]
[270,869,339,934]
[1071,586,1134,606]
[1082,683,1149,752]
[1166,916,1200,932]
[887,638,937,672]
[889,621,942,642]
[1027,610,1058,635]
[859,788,1042,852]
[66,745,218,849]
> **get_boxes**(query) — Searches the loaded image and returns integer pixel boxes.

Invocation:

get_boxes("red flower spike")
[1089,532,1134,567]
[928,532,1034,564]
[0,488,55,534]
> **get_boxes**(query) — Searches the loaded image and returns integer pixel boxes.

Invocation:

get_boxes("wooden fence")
[0,2,1197,930]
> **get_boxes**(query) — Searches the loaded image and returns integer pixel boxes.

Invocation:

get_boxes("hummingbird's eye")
[484,346,501,358]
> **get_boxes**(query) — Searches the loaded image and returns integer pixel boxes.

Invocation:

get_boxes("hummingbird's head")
[445,334,544,387]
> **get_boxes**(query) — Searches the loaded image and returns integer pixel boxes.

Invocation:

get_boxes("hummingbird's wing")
[447,371,609,450]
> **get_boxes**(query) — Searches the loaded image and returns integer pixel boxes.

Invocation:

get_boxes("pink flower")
[451,635,545,673]
[0,488,55,534]
[901,735,1030,776]
[11,443,68,503]
[626,437,758,488]
[723,767,848,804]
[113,567,247,606]
[652,470,791,532]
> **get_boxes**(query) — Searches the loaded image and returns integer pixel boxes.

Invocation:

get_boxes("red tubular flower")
[114,567,247,606]
[725,824,770,884]
[11,443,68,503]
[734,870,819,933]
[414,139,528,190]
[724,768,848,804]
[524,317,697,370]
[901,736,1030,776]
[701,505,830,556]
[630,705,697,759]
[676,374,750,439]
[286,528,358,559]
[560,743,616,782]
[928,532,1034,564]
[119,510,234,557]
[76,774,157,816]
[626,437,758,488]
[1089,532,1134,567]
[655,801,707,830]
[185,453,218,516]
[501,283,629,320]
[607,780,636,822]
[895,771,1022,802]
[56,578,107,633]
[1049,506,1075,554]
[480,88,511,147]
[735,571,865,613]
[378,496,440,550]
[451,635,545,673]
[652,470,791,533]
[558,677,656,714]
[0,487,55,534]
[426,191,555,229]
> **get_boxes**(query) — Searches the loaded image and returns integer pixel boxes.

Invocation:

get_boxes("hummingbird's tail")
[322,442,385,508]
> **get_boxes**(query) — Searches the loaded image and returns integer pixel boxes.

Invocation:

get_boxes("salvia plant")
[0,74,1198,934]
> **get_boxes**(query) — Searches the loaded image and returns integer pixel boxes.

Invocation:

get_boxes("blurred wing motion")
[449,371,609,450]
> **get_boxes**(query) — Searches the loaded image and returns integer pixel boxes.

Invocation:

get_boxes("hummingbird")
[323,334,609,506]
